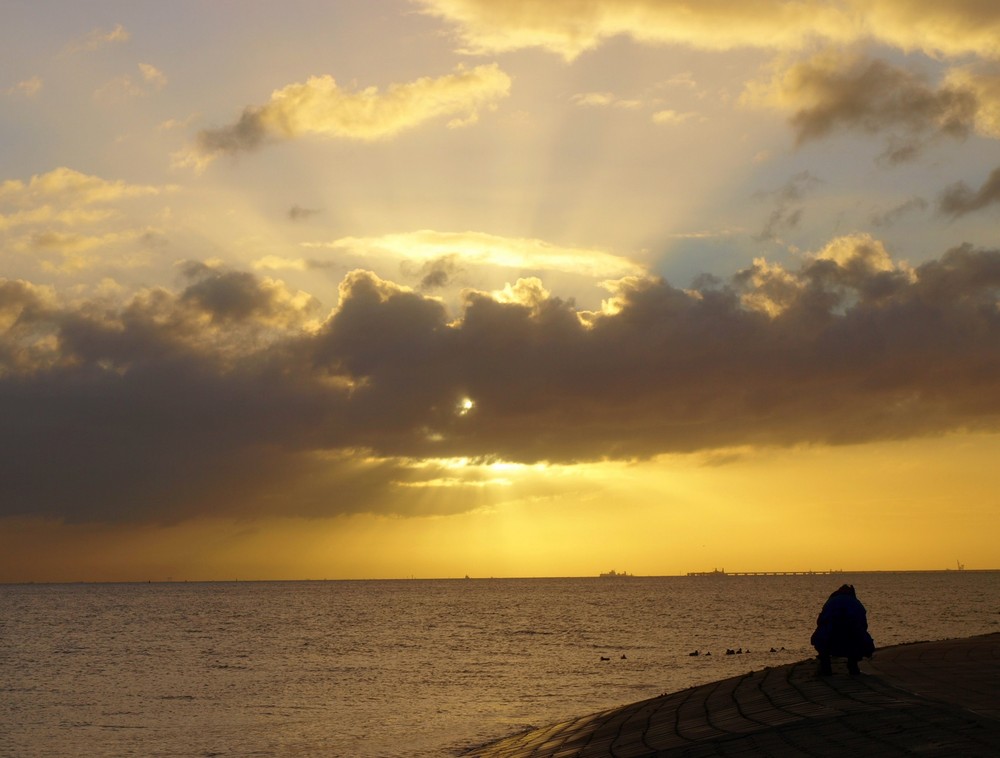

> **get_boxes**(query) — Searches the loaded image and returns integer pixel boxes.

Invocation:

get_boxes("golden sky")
[1,1,998,581]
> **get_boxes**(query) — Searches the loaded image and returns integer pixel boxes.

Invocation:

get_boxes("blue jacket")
[810,585,875,659]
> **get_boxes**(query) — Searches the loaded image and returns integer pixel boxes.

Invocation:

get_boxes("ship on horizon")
[599,569,632,578]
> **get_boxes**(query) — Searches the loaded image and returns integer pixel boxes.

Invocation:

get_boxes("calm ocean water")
[1,572,997,757]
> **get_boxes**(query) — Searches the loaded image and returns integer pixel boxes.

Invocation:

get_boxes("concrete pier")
[466,632,999,757]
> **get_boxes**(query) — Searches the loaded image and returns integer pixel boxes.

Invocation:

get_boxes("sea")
[1,571,997,757]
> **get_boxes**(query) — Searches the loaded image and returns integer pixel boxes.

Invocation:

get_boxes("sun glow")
[3,2,999,584]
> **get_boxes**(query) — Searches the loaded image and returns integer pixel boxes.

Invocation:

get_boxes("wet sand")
[466,632,999,757]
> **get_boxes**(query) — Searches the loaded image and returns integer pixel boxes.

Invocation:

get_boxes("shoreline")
[465,632,1000,757]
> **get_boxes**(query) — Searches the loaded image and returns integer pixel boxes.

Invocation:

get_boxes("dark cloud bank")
[940,167,1000,217]
[2,242,999,523]
[783,56,978,164]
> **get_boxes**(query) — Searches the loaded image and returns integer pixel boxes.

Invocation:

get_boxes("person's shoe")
[817,654,833,676]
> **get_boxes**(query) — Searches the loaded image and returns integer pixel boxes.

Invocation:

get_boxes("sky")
[1,0,998,582]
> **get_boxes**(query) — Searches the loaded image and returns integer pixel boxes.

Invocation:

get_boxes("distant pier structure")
[686,569,842,577]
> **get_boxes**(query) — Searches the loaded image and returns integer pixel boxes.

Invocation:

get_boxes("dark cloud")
[782,56,978,163]
[939,167,1000,217]
[2,242,998,523]
[869,197,928,228]
[400,254,465,291]
[755,171,821,242]
[195,107,270,157]
[289,204,320,221]
[177,261,319,325]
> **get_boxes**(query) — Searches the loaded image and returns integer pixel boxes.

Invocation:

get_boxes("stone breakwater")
[466,633,1000,757]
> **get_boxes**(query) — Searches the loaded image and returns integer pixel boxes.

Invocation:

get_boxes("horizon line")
[3,568,999,586]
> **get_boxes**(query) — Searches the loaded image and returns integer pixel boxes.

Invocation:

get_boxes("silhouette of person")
[810,584,875,675]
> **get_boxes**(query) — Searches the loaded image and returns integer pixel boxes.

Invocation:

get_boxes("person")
[810,584,875,675]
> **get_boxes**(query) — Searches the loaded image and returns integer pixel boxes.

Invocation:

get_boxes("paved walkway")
[466,633,1000,757]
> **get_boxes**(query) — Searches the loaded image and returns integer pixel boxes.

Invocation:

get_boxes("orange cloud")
[415,0,1000,60]
[0,167,165,207]
[68,23,129,54]
[181,64,511,169]
[304,230,646,279]
[6,76,42,98]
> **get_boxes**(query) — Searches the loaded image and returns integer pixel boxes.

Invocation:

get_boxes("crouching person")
[811,584,875,675]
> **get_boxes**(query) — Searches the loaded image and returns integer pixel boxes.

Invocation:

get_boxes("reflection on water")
[2,572,997,757]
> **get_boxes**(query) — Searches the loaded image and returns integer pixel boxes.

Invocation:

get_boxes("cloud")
[811,232,897,273]
[159,114,197,131]
[942,65,1000,138]
[252,256,339,272]
[0,168,173,256]
[6,76,43,98]
[0,167,165,207]
[741,56,1000,166]
[181,64,511,169]
[2,238,998,523]
[304,229,646,279]
[69,23,129,54]
[0,206,116,233]
[754,171,822,242]
[743,51,980,163]
[415,0,1000,61]
[415,0,857,60]
[660,73,698,90]
[869,196,928,227]
[402,254,466,291]
[138,63,167,89]
[288,204,320,221]
[94,63,168,102]
[94,76,146,102]
[21,230,163,274]
[177,261,321,328]
[570,90,699,125]
[29,230,104,253]
[253,256,309,271]
[571,92,641,109]
[651,109,697,125]
[571,92,615,107]
[939,167,1000,217]
[0,168,176,273]
[862,1,1000,60]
